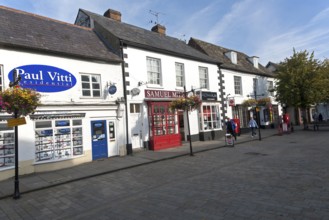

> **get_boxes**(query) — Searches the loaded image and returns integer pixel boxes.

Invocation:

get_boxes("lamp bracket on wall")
[131,88,141,96]
[107,81,117,87]
[116,97,125,104]
[138,81,148,86]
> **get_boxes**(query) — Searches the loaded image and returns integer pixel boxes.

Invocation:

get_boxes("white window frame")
[199,66,209,89]
[234,76,242,95]
[199,104,221,131]
[130,103,141,113]
[80,74,101,98]
[147,57,162,85]
[175,62,185,88]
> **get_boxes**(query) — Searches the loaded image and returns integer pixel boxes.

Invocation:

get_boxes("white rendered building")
[0,6,125,180]
[75,8,223,151]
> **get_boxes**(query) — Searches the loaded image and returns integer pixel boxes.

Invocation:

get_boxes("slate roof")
[0,6,121,63]
[189,38,274,77]
[78,9,219,64]
[266,61,279,71]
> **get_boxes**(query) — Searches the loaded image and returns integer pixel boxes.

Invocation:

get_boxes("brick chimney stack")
[104,9,121,22]
[151,24,166,35]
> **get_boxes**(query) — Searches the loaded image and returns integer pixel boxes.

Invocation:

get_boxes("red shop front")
[145,90,183,151]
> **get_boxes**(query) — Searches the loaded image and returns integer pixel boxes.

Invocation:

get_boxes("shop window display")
[199,105,220,131]
[35,119,83,162]
[0,131,15,168]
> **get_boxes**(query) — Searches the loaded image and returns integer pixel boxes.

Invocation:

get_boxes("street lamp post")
[9,70,22,199]
[184,85,194,156]
[254,91,262,141]
[248,91,264,141]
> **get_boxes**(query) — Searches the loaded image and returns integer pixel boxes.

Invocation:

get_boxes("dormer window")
[248,56,259,69]
[225,51,237,64]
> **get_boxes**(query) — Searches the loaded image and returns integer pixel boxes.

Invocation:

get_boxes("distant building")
[265,61,279,73]
[189,38,280,129]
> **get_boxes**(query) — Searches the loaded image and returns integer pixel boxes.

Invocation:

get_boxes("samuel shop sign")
[145,89,184,99]
[9,65,77,92]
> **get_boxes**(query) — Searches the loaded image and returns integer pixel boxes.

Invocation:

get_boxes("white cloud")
[310,7,329,23]
[3,0,329,64]
[204,0,256,43]
[255,7,329,64]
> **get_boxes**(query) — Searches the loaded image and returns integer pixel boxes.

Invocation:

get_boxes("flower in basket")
[170,95,202,111]
[0,86,41,117]
[256,97,272,106]
[242,98,258,107]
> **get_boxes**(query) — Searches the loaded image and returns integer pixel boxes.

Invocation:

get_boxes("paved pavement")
[0,126,298,200]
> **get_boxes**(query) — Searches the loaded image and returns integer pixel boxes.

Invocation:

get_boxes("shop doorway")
[147,102,181,150]
[178,111,185,141]
[130,103,143,149]
[91,120,108,160]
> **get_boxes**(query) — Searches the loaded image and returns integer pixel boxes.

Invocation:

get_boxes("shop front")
[0,55,124,180]
[197,91,223,141]
[145,90,183,151]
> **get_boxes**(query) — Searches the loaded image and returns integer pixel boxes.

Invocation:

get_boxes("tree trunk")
[301,108,308,130]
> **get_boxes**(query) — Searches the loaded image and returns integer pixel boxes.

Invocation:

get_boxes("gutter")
[120,40,133,155]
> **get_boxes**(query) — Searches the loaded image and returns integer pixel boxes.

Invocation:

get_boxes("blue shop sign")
[9,65,76,92]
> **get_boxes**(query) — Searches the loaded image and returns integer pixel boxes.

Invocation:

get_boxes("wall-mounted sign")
[201,91,218,101]
[7,117,26,127]
[9,65,76,92]
[229,99,235,106]
[131,88,140,96]
[108,85,117,95]
[145,89,184,99]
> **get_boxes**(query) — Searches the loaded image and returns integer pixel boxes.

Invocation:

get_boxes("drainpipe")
[120,40,133,155]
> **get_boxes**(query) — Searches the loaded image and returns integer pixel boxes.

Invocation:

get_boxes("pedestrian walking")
[313,112,319,131]
[249,117,258,137]
[226,118,237,141]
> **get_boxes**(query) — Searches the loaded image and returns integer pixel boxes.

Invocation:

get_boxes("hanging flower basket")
[0,86,41,117]
[169,95,202,111]
[242,97,272,107]
[242,98,257,107]
[257,97,272,106]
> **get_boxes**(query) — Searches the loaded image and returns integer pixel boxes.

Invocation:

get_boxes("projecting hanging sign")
[201,91,218,101]
[228,99,235,106]
[8,65,77,92]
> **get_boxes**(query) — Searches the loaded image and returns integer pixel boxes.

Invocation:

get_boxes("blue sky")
[2,0,329,65]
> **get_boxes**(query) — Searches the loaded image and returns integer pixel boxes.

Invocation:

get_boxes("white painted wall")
[0,48,126,180]
[123,46,220,148]
[222,68,280,125]
[1,49,124,104]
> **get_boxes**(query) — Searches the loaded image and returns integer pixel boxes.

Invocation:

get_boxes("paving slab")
[0,127,290,200]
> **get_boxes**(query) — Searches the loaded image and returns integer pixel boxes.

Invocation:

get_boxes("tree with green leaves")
[317,59,329,103]
[274,49,327,127]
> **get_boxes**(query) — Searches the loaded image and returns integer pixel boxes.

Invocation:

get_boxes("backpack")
[227,120,233,130]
